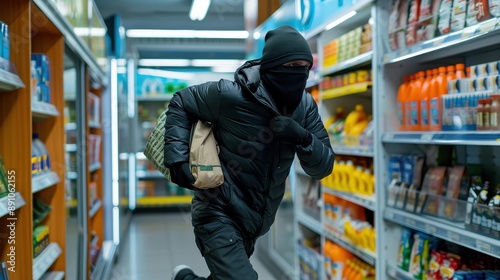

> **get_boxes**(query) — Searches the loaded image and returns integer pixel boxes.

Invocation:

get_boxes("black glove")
[271,116,312,146]
[169,162,195,189]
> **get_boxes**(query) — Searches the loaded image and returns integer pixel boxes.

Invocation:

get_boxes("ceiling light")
[325,11,357,31]
[137,59,245,68]
[137,69,195,80]
[126,29,249,39]
[138,59,191,67]
[190,0,211,21]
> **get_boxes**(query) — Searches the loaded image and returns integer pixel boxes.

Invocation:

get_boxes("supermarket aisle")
[110,211,278,280]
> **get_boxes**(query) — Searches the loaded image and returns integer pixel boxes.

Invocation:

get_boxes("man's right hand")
[169,162,195,189]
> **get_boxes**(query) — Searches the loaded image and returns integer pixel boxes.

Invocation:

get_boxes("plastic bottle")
[344,105,368,135]
[344,161,356,191]
[31,60,39,102]
[477,99,485,130]
[429,67,448,130]
[490,94,500,130]
[456,63,466,79]
[484,98,492,130]
[397,76,410,131]
[33,133,50,174]
[362,168,375,195]
[420,70,433,130]
[32,140,41,177]
[409,71,425,131]
[446,65,456,82]
[405,74,416,130]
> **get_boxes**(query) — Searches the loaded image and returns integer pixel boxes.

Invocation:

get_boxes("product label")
[405,101,412,126]
[421,100,429,125]
[411,101,419,125]
[397,102,403,125]
[491,112,498,127]
[430,98,440,125]
[484,112,490,128]
[477,111,484,128]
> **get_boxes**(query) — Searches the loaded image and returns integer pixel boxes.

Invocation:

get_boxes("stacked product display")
[396,227,500,279]
[322,24,372,68]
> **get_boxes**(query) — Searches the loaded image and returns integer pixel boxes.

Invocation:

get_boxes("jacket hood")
[234,59,262,94]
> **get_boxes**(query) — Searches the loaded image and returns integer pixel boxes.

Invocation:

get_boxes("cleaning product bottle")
[344,105,368,135]
[409,71,425,131]
[404,74,416,130]
[335,161,345,190]
[32,139,41,177]
[397,76,410,131]
[429,67,448,130]
[361,168,374,195]
[344,160,356,191]
[420,69,433,130]
[32,133,50,174]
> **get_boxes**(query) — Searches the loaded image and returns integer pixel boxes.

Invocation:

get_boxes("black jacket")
[164,59,334,239]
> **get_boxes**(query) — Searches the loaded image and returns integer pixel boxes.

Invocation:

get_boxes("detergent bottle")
[420,69,433,130]
[409,71,425,131]
[397,76,410,130]
[344,105,368,135]
[429,67,448,130]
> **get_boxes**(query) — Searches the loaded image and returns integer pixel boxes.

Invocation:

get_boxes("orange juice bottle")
[456,63,466,79]
[446,65,457,81]
[419,69,433,131]
[404,74,416,130]
[429,67,448,130]
[409,71,425,131]
[397,76,410,131]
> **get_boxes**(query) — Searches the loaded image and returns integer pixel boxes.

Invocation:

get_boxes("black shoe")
[171,265,196,280]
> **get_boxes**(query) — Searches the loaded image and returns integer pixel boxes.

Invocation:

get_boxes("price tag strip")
[33,243,62,280]
[32,172,60,193]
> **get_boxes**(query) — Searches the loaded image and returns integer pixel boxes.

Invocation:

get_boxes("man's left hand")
[271,116,311,146]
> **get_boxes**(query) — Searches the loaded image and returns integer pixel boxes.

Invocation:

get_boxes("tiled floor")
[110,211,278,280]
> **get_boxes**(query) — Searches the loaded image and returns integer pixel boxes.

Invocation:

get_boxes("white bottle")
[32,133,50,174]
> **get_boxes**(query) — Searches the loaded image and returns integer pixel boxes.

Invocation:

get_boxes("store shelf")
[137,170,166,179]
[297,212,323,235]
[384,207,500,258]
[324,226,376,266]
[89,121,101,129]
[136,196,192,207]
[386,263,414,280]
[0,68,25,92]
[32,171,60,193]
[331,145,374,157]
[323,187,375,211]
[306,78,320,88]
[65,123,77,130]
[320,82,372,100]
[32,0,105,81]
[322,51,373,77]
[32,101,60,120]
[40,272,65,280]
[89,162,101,173]
[0,192,26,218]
[137,95,173,102]
[382,131,500,146]
[383,18,500,64]
[67,172,77,180]
[65,144,77,152]
[33,243,62,280]
[89,200,102,218]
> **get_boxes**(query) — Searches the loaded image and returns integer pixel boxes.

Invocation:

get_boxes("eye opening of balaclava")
[259,26,313,115]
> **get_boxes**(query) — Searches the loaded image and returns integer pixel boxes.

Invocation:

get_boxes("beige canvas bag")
[189,120,224,189]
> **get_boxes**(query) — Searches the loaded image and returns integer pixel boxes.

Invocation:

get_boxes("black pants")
[186,221,258,280]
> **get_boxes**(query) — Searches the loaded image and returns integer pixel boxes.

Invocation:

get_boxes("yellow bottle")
[344,104,368,135]
[335,161,346,190]
[360,168,373,195]
[343,160,355,191]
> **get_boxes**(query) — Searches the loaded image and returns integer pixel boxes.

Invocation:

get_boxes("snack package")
[451,0,468,31]
[423,167,447,215]
[396,182,411,209]
[474,0,492,22]
[428,250,445,280]
[438,0,454,35]
[405,184,420,212]
[416,167,434,213]
[440,166,468,221]
[397,228,414,271]
[388,179,402,207]
[397,0,412,50]
[409,232,433,280]
[439,253,461,280]
[406,0,422,46]
[490,0,500,16]
[389,154,403,182]
[466,0,479,26]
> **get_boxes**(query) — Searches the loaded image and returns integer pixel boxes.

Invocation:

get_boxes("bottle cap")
[456,63,465,70]
[438,66,446,73]
[33,133,39,139]
[447,65,455,72]
[432,68,439,75]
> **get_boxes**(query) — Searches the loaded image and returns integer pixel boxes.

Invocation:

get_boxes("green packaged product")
[0,155,9,198]
[397,228,413,271]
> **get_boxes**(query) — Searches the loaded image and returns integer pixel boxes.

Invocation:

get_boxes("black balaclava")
[260,26,313,115]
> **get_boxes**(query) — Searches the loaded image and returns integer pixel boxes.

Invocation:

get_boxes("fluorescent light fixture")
[73,27,106,37]
[138,59,244,68]
[138,59,191,67]
[190,0,211,21]
[211,66,239,73]
[126,29,249,39]
[138,68,195,80]
[325,11,357,31]
[253,31,261,40]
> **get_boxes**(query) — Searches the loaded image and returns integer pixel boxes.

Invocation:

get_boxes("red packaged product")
[428,251,445,280]
[474,0,492,21]
[406,0,422,46]
[440,254,461,280]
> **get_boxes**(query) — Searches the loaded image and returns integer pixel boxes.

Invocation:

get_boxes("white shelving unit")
[0,68,25,92]
[31,101,60,120]
[0,192,26,218]
[373,0,500,279]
